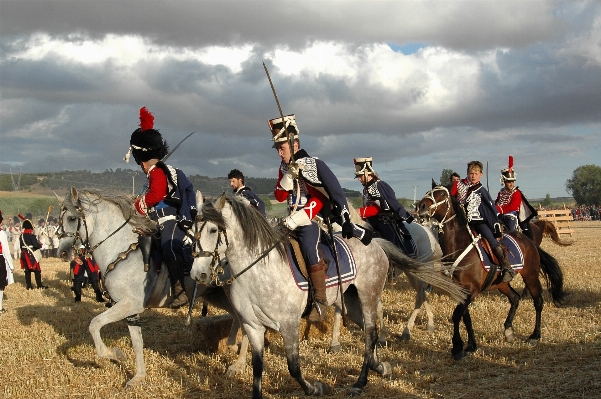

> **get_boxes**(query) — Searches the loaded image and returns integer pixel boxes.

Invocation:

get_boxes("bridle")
[421,186,456,234]
[189,219,229,286]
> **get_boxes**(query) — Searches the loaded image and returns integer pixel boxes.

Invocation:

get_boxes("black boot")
[91,279,106,303]
[73,281,82,302]
[25,271,33,290]
[308,260,328,322]
[34,272,48,289]
[166,260,188,308]
[493,245,515,283]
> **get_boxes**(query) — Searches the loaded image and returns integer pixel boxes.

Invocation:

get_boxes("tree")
[566,165,601,205]
[260,195,273,212]
[542,194,553,207]
[440,169,455,186]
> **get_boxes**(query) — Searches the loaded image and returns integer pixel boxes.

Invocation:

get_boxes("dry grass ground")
[1,222,600,398]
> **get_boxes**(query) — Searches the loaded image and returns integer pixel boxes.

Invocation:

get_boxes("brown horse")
[417,185,565,360]
[530,219,573,247]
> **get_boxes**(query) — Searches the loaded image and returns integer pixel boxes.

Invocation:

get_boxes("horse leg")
[400,276,426,341]
[88,300,144,384]
[377,298,387,346]
[280,322,330,396]
[462,308,477,353]
[451,302,468,360]
[350,299,391,396]
[524,277,544,344]
[226,317,250,375]
[245,325,267,399]
[125,325,146,388]
[497,283,521,343]
[329,307,342,353]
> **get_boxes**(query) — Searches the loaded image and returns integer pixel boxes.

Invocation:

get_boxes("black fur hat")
[124,107,169,165]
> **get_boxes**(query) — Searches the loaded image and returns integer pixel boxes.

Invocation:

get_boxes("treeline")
[2,169,361,198]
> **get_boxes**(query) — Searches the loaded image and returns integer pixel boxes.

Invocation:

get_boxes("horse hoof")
[379,362,392,376]
[377,338,387,347]
[113,348,127,362]
[452,350,468,361]
[349,387,363,397]
[227,344,238,353]
[125,374,146,388]
[399,331,411,342]
[464,344,477,353]
[526,338,539,346]
[426,325,435,332]
[226,362,245,376]
[329,344,341,353]
[313,381,331,396]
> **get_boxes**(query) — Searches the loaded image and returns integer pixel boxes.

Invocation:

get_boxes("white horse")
[190,194,466,398]
[56,187,246,386]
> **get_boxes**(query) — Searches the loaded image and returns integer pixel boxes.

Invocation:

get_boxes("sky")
[1,0,600,200]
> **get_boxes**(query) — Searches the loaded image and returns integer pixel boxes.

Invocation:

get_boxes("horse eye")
[68,216,77,222]
[210,227,218,234]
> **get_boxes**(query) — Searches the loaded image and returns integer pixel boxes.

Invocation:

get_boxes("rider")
[451,161,515,283]
[124,107,197,305]
[271,114,372,322]
[354,157,417,258]
[495,156,537,240]
[228,169,266,216]
[71,244,105,303]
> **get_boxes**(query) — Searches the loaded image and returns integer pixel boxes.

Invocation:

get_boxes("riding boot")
[34,271,48,289]
[138,235,152,272]
[25,271,33,290]
[91,279,106,303]
[166,259,188,308]
[308,259,328,322]
[493,245,515,283]
[73,281,82,302]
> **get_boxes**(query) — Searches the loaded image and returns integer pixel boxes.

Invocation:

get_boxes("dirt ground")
[1,222,599,398]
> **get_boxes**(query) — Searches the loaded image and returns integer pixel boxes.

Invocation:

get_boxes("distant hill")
[0,169,361,198]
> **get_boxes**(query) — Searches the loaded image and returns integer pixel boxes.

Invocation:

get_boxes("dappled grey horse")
[56,187,244,387]
[190,194,466,398]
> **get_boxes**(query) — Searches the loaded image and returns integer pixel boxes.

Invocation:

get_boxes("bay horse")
[56,187,247,386]
[530,219,573,247]
[417,185,565,360]
[190,194,467,398]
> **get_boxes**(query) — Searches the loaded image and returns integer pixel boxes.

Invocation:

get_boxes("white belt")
[158,215,177,225]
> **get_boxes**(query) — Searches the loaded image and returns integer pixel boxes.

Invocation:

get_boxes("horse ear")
[215,193,227,211]
[431,179,437,189]
[54,191,64,206]
[71,186,79,204]
[195,190,204,207]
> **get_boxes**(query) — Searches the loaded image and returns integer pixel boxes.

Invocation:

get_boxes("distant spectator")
[228,169,266,216]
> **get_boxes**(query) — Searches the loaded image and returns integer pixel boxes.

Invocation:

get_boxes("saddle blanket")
[286,234,357,291]
[477,233,524,272]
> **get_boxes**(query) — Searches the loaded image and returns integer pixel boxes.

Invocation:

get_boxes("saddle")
[478,236,503,265]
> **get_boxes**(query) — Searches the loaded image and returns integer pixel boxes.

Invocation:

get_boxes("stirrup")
[308,301,326,322]
[502,268,515,282]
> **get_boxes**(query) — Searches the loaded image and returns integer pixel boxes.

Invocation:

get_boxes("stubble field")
[1,222,599,398]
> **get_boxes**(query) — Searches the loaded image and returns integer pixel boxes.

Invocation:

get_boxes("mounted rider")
[228,169,267,216]
[354,157,417,258]
[271,114,372,322]
[495,156,537,240]
[451,161,515,283]
[124,107,197,305]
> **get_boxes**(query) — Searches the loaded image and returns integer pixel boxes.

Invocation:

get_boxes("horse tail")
[537,246,566,305]
[373,238,468,303]
[534,220,572,247]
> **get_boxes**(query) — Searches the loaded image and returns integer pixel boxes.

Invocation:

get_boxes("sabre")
[263,62,295,164]
[185,283,199,326]
[325,216,347,327]
[137,131,196,196]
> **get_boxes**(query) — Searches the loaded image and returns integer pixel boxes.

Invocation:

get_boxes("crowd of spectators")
[570,205,601,221]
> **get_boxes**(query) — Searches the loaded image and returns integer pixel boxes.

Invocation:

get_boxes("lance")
[137,131,196,196]
[263,62,295,164]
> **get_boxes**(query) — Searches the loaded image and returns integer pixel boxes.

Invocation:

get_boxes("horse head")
[417,185,453,223]
[190,192,228,285]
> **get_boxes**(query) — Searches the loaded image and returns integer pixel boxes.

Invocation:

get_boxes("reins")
[421,186,456,234]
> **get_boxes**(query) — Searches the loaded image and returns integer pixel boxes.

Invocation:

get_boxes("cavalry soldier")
[354,157,417,258]
[0,211,15,313]
[271,114,371,322]
[451,161,515,282]
[71,245,105,303]
[124,107,197,306]
[495,156,537,240]
[18,214,49,289]
[228,169,267,216]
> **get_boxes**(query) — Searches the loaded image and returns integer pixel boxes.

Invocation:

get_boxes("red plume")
[18,214,26,220]
[508,156,514,172]
[139,107,155,131]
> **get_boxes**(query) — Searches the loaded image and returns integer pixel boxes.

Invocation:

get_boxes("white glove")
[283,210,311,230]
[279,172,295,191]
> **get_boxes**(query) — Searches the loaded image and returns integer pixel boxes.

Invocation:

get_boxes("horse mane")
[64,189,157,234]
[209,195,286,259]
[450,195,468,227]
